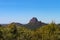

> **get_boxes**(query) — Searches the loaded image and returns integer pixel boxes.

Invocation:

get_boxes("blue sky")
[0,0,60,24]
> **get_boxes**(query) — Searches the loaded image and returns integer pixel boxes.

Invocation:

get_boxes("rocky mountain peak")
[29,17,38,23]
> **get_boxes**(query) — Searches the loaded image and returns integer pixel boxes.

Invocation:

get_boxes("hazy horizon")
[0,0,60,24]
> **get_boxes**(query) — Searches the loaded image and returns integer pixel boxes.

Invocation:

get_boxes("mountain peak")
[29,17,38,23]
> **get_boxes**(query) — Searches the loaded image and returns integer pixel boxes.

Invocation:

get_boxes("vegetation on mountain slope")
[0,22,60,40]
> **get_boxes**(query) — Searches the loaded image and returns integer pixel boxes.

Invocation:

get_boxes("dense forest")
[0,17,60,40]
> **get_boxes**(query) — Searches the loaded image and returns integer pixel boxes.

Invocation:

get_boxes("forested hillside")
[0,22,60,40]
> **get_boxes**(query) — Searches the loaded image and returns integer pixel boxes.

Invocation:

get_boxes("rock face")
[29,17,38,24]
[29,17,46,25]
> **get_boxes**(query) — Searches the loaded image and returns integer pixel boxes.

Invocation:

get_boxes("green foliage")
[0,22,60,40]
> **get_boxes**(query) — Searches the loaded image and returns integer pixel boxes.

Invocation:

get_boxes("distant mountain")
[0,17,47,29]
[29,17,38,24]
[24,17,47,29]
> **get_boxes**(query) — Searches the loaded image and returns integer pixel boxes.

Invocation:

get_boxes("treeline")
[0,22,60,40]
